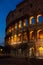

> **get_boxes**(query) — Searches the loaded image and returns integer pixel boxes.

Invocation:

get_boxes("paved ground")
[0,56,30,65]
[0,56,43,65]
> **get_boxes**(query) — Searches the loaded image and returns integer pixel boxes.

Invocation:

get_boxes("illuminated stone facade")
[5,0,43,58]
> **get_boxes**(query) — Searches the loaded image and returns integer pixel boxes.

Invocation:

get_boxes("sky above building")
[0,0,23,46]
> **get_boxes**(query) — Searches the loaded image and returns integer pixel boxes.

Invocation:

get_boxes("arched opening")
[30,16,35,24]
[39,32,43,39]
[14,23,17,29]
[30,31,34,41]
[29,47,34,57]
[11,25,14,31]
[18,20,22,28]
[37,30,43,39]
[37,14,43,23]
[17,33,22,43]
[36,46,43,58]
[23,32,28,43]
[14,34,17,42]
[23,19,28,27]
[38,46,43,57]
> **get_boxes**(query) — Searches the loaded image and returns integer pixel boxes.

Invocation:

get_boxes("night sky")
[0,0,23,46]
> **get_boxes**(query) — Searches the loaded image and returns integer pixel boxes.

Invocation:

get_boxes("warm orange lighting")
[35,39,43,57]
[8,27,11,33]
[15,35,17,37]
[18,24,21,28]
[7,28,11,34]
[30,31,34,40]
[11,36,13,39]
[37,30,41,39]
[9,29,11,32]
[18,34,21,36]
[9,37,10,40]
[38,46,43,56]
[12,28,14,31]
[39,47,43,51]
[40,34,43,39]
[37,30,43,39]
[14,34,17,42]
[23,19,26,26]
[17,34,22,43]
[30,31,33,34]
[23,22,26,26]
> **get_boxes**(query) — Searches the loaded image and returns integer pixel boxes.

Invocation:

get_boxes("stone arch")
[29,47,34,57]
[37,30,43,39]
[30,31,34,40]
[29,16,35,24]
[23,19,28,27]
[37,14,43,23]
[18,20,22,28]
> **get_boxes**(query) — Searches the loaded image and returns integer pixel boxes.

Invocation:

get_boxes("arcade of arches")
[6,14,43,58]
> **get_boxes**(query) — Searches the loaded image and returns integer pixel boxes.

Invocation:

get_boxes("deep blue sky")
[0,0,23,46]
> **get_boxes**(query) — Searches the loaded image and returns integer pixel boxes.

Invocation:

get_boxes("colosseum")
[5,0,43,59]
